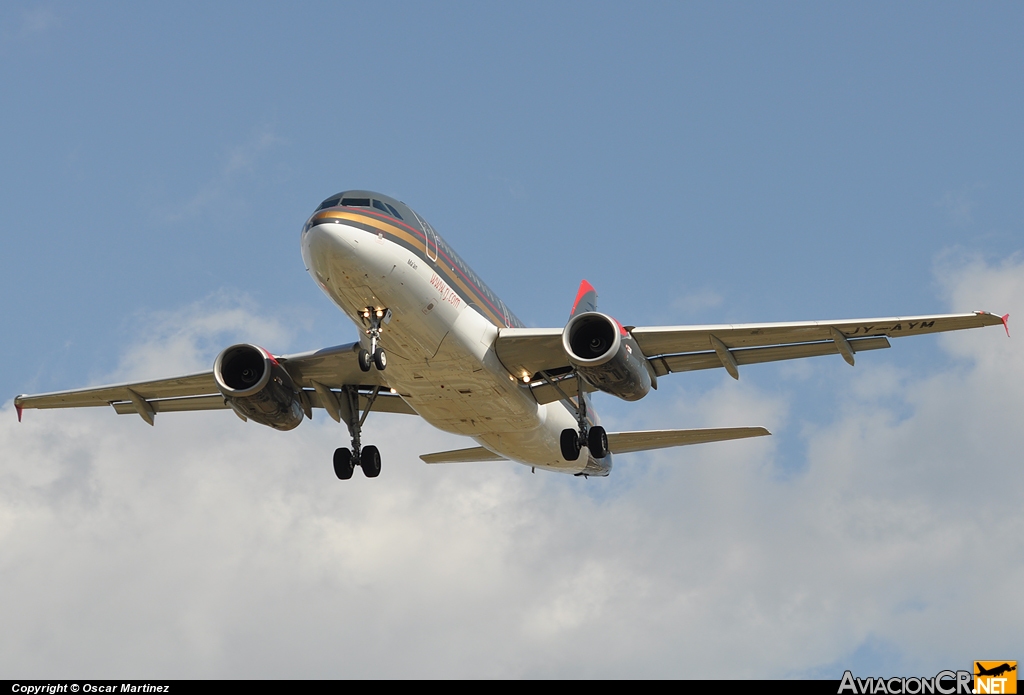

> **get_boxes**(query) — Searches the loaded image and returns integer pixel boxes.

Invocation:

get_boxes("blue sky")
[2,2,1022,678]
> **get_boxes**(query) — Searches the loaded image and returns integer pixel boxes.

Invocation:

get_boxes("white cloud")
[1,261,1021,677]
[113,291,294,380]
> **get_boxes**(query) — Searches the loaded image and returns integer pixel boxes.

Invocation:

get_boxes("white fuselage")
[301,216,604,475]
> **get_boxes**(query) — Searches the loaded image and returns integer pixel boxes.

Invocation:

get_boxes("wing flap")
[526,373,598,406]
[305,389,418,416]
[420,446,507,464]
[112,394,229,414]
[107,390,419,417]
[650,335,891,376]
[608,427,771,454]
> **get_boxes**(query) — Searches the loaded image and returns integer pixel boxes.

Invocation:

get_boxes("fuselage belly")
[302,217,605,475]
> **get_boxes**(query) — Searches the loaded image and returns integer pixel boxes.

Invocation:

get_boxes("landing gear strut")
[333,385,383,479]
[558,372,608,461]
[357,307,390,373]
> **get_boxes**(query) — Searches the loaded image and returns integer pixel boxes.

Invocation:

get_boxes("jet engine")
[562,312,653,401]
[213,344,305,430]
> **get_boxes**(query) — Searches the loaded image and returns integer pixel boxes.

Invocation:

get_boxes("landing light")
[376,309,384,318]
[522,374,531,383]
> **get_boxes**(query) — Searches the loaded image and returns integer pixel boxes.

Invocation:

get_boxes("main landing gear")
[333,385,383,480]
[357,307,390,373]
[558,373,608,461]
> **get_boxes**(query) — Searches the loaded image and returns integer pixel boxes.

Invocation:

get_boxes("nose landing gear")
[357,307,390,373]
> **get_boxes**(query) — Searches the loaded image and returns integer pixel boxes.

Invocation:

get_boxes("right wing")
[14,342,416,423]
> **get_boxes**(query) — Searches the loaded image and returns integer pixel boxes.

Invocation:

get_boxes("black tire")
[361,445,381,478]
[358,349,372,372]
[588,425,608,458]
[333,447,354,480]
[560,429,581,461]
[373,348,387,371]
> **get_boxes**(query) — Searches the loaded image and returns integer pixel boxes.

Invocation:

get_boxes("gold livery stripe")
[312,210,508,328]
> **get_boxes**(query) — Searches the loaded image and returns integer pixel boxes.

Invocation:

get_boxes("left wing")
[14,342,417,423]
[631,311,1008,378]
[496,311,1008,404]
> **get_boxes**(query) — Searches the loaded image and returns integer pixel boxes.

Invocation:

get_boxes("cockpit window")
[321,195,404,221]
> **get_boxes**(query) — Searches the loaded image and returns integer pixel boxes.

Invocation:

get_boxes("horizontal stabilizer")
[607,427,771,454]
[420,446,507,464]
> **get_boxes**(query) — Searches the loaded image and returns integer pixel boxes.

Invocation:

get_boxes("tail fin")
[570,280,598,318]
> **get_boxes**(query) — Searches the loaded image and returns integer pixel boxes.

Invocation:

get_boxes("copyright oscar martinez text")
[837,661,1017,694]
[10,685,171,694]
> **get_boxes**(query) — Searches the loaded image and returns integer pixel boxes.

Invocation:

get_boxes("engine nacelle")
[213,344,305,431]
[562,312,653,401]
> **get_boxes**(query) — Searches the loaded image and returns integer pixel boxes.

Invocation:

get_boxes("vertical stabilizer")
[570,280,598,318]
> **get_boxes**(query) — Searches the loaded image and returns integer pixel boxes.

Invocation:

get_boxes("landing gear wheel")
[372,348,387,371]
[361,445,381,478]
[588,425,608,458]
[560,429,581,461]
[358,349,372,372]
[333,447,354,480]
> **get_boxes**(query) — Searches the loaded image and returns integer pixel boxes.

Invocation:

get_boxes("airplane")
[975,663,1016,678]
[13,190,1010,479]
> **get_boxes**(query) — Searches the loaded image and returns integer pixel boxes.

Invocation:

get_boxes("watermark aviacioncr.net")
[838,662,1017,695]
